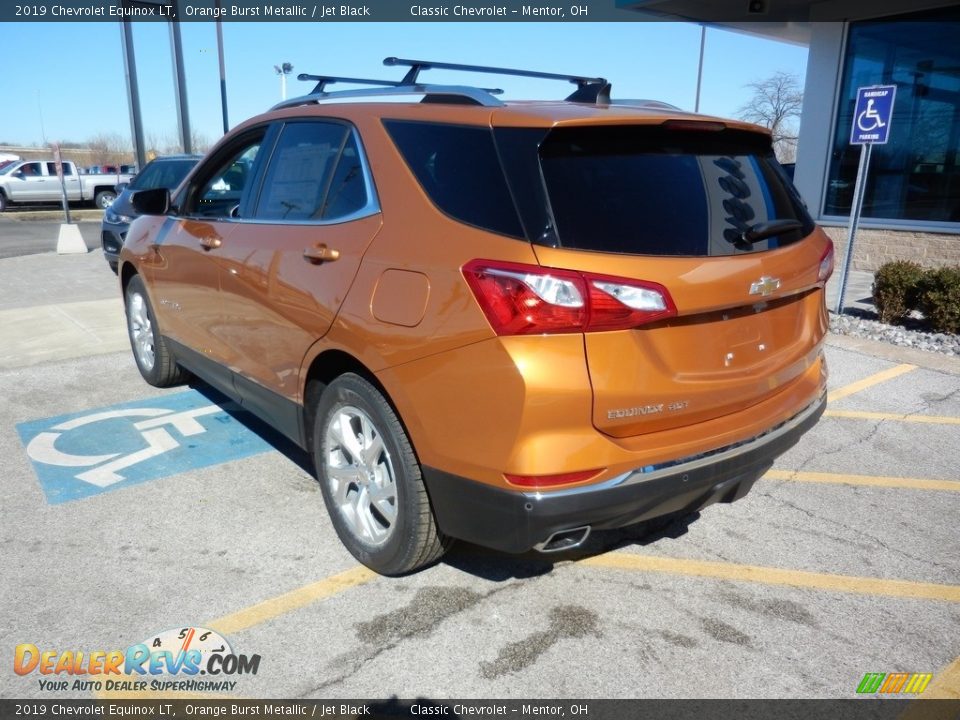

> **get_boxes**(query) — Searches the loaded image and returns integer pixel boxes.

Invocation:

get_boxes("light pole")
[694,24,706,113]
[275,62,293,100]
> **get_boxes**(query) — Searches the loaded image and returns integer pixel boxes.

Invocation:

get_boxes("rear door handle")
[303,245,340,263]
[199,236,222,250]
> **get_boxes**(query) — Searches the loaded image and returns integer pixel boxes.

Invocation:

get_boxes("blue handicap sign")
[16,389,279,504]
[851,85,896,145]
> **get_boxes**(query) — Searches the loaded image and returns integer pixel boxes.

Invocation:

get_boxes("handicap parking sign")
[16,389,279,504]
[851,85,896,145]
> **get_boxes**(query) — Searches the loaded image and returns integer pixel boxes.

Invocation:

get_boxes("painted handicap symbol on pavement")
[16,390,276,504]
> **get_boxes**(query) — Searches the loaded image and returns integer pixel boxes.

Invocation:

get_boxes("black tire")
[312,373,447,575]
[0,191,8,212]
[124,274,187,387]
[94,189,116,209]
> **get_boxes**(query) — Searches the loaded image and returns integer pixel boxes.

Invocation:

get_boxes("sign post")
[835,84,896,315]
[51,142,72,225]
[52,141,87,255]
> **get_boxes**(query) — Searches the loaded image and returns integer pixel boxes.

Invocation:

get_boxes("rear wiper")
[741,219,803,244]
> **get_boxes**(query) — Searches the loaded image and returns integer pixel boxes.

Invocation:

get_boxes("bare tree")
[737,72,803,163]
[148,128,214,156]
[87,132,133,168]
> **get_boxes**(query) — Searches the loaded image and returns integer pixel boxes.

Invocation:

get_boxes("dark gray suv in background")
[102,154,201,271]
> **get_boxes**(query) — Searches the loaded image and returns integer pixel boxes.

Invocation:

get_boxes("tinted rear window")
[538,125,814,256]
[384,120,524,239]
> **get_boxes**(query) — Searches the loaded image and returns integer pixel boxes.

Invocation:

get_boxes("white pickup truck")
[0,159,133,211]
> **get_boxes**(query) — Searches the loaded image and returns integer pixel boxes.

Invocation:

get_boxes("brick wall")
[821,226,960,271]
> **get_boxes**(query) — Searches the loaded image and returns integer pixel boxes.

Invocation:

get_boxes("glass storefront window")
[825,9,960,223]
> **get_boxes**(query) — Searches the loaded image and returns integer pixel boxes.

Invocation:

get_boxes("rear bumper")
[422,392,826,554]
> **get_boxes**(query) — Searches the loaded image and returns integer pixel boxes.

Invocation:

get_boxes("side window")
[321,135,368,219]
[255,122,355,221]
[45,162,72,176]
[20,162,43,177]
[185,136,263,219]
[383,120,524,238]
[198,145,260,217]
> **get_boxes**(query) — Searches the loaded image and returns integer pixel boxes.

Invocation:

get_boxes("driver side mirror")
[131,187,170,216]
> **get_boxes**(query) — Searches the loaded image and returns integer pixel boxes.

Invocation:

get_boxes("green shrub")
[872,261,925,324]
[917,266,960,335]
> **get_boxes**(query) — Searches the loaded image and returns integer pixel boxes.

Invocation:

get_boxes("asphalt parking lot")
[1,249,958,702]
[0,211,102,260]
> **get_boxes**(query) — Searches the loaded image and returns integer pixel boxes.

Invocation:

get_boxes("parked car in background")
[0,159,132,211]
[102,154,201,271]
[0,152,21,172]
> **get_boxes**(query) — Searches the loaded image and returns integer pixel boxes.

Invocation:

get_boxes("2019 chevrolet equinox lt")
[118,58,832,575]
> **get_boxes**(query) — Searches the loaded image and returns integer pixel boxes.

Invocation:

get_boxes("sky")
[0,21,808,150]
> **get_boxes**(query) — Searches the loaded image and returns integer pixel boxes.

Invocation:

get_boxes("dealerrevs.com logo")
[14,626,260,693]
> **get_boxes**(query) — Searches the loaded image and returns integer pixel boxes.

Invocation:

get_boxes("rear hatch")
[495,121,832,437]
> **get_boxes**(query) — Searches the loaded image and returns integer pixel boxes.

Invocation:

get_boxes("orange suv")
[120,58,832,575]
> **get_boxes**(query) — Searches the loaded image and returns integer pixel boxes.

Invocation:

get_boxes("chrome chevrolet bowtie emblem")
[749,276,781,296]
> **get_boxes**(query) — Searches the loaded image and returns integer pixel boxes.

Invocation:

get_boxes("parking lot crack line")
[854,418,885,448]
[753,489,957,574]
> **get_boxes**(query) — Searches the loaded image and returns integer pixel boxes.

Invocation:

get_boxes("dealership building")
[629,1,960,270]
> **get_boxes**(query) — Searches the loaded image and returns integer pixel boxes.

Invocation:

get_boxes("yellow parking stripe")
[828,364,916,402]
[921,656,960,700]
[205,565,376,636]
[898,658,960,718]
[824,410,960,425]
[765,469,959,493]
[580,553,960,603]
[96,565,376,701]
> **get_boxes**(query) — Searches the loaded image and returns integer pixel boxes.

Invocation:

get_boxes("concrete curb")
[826,332,960,375]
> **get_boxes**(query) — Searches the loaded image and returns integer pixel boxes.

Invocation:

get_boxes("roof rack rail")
[272,72,506,110]
[270,56,612,110]
[297,73,406,94]
[383,56,611,104]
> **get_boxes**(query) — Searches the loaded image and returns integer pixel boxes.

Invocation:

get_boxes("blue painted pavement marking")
[16,389,276,504]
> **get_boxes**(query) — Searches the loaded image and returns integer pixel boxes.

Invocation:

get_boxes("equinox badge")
[749,276,781,297]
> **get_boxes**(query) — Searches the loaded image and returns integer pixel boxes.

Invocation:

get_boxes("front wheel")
[94,190,116,209]
[312,374,448,575]
[124,275,187,387]
[0,192,8,212]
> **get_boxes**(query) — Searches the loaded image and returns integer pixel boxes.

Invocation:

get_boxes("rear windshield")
[536,125,814,256]
[130,158,198,191]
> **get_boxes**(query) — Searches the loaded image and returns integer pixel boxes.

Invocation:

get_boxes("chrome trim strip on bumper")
[526,393,827,500]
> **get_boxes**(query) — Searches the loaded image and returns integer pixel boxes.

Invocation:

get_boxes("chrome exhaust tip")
[534,526,591,553]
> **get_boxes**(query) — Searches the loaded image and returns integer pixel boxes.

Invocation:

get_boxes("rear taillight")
[462,259,677,335]
[504,469,604,488]
[818,240,834,282]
